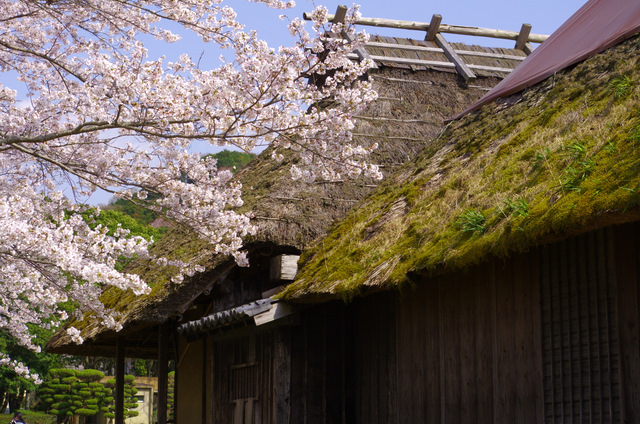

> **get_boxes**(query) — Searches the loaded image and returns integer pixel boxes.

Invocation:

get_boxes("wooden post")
[331,5,377,69]
[425,14,442,42]
[274,328,291,423]
[434,33,476,81]
[173,331,179,422]
[157,322,169,424]
[333,4,347,24]
[201,335,207,423]
[115,336,125,424]
[515,23,532,50]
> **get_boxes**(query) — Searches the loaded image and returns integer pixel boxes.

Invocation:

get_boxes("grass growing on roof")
[281,35,640,301]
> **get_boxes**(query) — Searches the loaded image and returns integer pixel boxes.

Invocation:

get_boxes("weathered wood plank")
[289,319,306,424]
[425,282,442,423]
[364,41,526,61]
[273,328,291,424]
[435,33,476,80]
[397,290,420,424]
[269,254,300,282]
[233,401,243,424]
[325,305,345,424]
[458,275,476,423]
[306,313,325,422]
[614,223,640,423]
[442,275,462,423]
[475,263,495,423]
[494,260,516,423]
[465,64,514,73]
[524,42,535,55]
[364,41,443,54]
[346,53,455,68]
[513,251,542,424]
[455,49,526,61]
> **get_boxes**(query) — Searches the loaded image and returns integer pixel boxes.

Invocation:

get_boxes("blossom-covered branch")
[0,0,377,371]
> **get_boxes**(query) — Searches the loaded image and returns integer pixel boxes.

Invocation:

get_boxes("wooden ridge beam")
[303,12,549,43]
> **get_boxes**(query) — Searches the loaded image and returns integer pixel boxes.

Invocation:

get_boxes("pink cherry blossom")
[0,0,377,377]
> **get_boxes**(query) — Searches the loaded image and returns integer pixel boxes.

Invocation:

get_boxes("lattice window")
[230,363,258,424]
[230,363,258,401]
[540,234,621,423]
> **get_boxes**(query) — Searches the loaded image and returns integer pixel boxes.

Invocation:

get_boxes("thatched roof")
[46,46,507,357]
[281,34,640,302]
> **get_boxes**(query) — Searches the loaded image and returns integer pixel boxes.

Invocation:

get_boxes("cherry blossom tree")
[0,0,378,379]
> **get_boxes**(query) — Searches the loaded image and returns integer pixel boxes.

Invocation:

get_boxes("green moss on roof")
[282,35,640,301]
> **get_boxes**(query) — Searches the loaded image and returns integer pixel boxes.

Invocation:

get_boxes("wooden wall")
[192,304,349,424]
[348,223,640,424]
[176,337,205,424]
[386,251,543,424]
[179,223,640,424]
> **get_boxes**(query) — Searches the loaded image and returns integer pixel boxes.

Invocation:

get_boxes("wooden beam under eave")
[115,336,125,424]
[157,322,169,424]
[434,33,476,81]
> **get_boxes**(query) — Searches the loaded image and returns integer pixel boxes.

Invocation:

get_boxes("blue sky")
[152,0,588,70]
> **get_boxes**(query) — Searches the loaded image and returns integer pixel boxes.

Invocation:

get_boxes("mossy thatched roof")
[282,34,640,302]
[47,63,500,356]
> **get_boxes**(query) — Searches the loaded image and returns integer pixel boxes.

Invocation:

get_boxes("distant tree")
[38,368,76,423]
[103,375,138,422]
[167,371,175,422]
[105,150,255,230]
[71,370,110,424]
[206,150,256,173]
[38,369,137,424]
[0,329,63,412]
[107,193,163,227]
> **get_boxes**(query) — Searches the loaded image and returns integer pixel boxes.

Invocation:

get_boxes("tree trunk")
[8,390,23,412]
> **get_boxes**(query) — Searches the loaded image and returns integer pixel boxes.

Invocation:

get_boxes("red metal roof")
[456,0,640,118]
